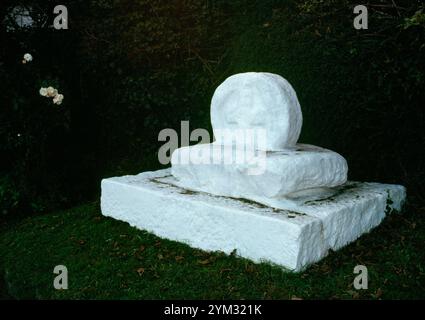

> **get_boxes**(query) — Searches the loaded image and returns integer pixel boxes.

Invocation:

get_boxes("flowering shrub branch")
[39,86,64,105]
[22,53,33,64]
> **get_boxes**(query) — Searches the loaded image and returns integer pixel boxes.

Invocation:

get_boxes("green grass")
[1,201,424,300]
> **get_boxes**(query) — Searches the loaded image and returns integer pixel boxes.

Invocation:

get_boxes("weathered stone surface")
[210,72,303,150]
[101,169,406,272]
[101,71,407,272]
[173,72,347,198]
[171,143,348,198]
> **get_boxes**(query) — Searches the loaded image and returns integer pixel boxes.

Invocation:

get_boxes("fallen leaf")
[320,264,331,273]
[136,267,145,276]
[198,259,211,265]
[245,264,256,273]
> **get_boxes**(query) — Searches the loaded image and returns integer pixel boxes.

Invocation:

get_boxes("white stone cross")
[171,72,348,201]
[211,72,303,150]
[101,72,406,272]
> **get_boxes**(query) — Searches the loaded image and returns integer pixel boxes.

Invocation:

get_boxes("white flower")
[53,94,64,105]
[40,86,64,105]
[23,53,33,62]
[46,86,58,97]
[39,87,48,96]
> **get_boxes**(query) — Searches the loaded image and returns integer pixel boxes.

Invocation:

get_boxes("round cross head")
[210,72,303,151]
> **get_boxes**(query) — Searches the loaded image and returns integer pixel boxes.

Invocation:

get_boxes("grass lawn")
[1,201,424,300]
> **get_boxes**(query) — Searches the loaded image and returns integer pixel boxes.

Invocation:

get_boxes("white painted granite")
[171,143,348,197]
[173,72,348,199]
[211,72,303,150]
[101,72,406,271]
[101,169,406,272]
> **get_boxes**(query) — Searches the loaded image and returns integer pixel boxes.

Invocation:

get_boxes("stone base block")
[171,143,348,198]
[100,169,406,272]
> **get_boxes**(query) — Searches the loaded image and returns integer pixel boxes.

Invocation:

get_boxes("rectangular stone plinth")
[101,169,406,272]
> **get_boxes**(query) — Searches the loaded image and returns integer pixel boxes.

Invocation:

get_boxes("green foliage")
[221,0,425,202]
[0,4,74,215]
[403,9,425,29]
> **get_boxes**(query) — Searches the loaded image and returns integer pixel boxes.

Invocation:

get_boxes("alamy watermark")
[53,265,68,290]
[353,265,368,290]
[354,5,368,30]
[158,121,267,175]
[54,5,68,30]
